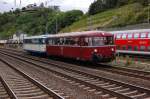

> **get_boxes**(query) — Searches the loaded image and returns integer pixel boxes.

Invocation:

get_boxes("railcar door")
[80,37,92,61]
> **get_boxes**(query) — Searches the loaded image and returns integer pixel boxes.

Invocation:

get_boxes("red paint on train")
[46,31,116,62]
[113,30,150,53]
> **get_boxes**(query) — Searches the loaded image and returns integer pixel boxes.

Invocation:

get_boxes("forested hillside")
[0,8,83,38]
[61,3,149,32]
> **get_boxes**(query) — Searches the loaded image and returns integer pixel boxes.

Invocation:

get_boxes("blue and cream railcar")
[23,35,48,55]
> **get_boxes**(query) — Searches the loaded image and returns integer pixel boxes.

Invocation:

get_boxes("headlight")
[94,49,98,53]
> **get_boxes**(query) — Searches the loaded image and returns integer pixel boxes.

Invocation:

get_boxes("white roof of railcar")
[24,35,50,39]
[47,31,112,38]
[0,40,7,43]
[24,31,113,39]
[110,29,150,34]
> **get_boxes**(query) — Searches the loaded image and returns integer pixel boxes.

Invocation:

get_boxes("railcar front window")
[92,37,104,46]
[92,36,113,46]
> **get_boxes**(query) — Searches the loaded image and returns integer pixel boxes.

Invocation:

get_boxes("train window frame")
[134,46,138,51]
[116,34,122,39]
[105,36,114,45]
[92,37,105,46]
[147,46,150,51]
[64,37,79,46]
[148,33,150,38]
[127,45,132,51]
[122,34,127,39]
[134,33,139,38]
[122,45,126,50]
[59,38,65,45]
[140,33,147,38]
[79,37,89,46]
[140,46,146,51]
[32,39,40,44]
[47,38,53,45]
[127,34,132,39]
[116,45,120,50]
[88,37,93,46]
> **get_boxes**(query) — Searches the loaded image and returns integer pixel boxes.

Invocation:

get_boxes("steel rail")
[1,51,149,99]
[0,75,18,99]
[0,56,64,99]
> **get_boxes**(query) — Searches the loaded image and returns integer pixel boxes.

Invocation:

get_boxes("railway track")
[0,75,17,99]
[0,56,64,99]
[1,48,150,81]
[0,49,150,98]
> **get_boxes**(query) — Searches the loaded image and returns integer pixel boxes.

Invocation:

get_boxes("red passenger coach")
[113,29,150,56]
[46,31,116,63]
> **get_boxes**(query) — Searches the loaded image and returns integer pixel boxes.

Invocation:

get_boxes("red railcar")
[112,29,150,55]
[46,31,116,62]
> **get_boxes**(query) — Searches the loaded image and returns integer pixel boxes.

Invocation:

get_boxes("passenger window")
[134,46,138,51]
[88,38,92,46]
[140,33,146,38]
[48,39,53,45]
[59,38,64,45]
[128,34,132,39]
[122,34,127,39]
[32,39,39,44]
[134,33,139,38]
[117,46,120,50]
[74,38,80,46]
[54,38,60,45]
[140,46,145,51]
[127,45,132,50]
[148,33,150,38]
[80,38,88,46]
[39,38,45,44]
[147,46,150,51]
[122,45,126,50]
[116,34,121,39]
[64,38,78,46]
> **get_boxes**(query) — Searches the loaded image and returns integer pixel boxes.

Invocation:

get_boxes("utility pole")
[14,0,16,6]
[56,17,58,34]
[14,0,22,6]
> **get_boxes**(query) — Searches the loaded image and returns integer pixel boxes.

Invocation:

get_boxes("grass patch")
[61,3,148,32]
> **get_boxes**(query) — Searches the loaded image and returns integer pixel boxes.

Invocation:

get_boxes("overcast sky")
[0,0,95,13]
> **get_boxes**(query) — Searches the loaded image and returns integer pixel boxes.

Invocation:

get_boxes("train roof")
[47,31,113,38]
[0,40,7,43]
[24,31,113,39]
[110,29,150,34]
[24,35,49,39]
